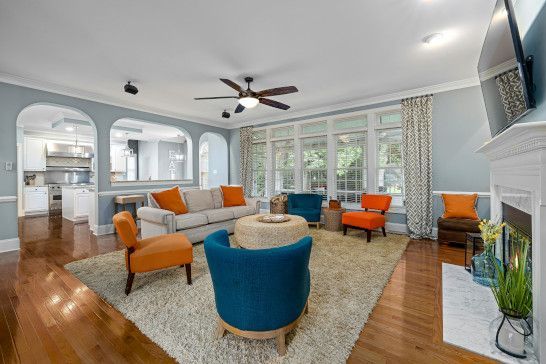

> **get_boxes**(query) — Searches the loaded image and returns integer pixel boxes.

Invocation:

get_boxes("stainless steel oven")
[48,184,62,213]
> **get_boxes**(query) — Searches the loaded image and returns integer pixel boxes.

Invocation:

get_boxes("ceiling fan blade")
[257,86,298,97]
[194,96,238,100]
[259,98,290,110]
[234,103,245,113]
[220,78,243,92]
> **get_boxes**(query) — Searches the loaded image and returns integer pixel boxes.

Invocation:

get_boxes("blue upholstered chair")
[287,193,323,228]
[204,230,312,356]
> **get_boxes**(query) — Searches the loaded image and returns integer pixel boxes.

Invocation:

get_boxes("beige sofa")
[137,187,260,243]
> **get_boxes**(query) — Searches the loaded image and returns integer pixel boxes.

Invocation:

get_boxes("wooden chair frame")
[214,301,309,356]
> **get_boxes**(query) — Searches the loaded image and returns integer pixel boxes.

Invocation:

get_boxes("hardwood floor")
[0,215,493,363]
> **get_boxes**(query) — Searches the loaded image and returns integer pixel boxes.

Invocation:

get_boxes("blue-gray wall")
[518,1,546,124]
[228,85,492,228]
[0,82,230,238]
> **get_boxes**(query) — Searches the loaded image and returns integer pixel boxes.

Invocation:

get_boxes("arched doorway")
[16,103,99,233]
[199,133,228,188]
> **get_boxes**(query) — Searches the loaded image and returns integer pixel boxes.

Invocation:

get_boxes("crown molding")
[0,72,227,129]
[228,76,480,129]
[478,58,517,82]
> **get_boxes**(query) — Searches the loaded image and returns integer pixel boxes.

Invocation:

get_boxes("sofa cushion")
[183,190,214,212]
[211,187,223,209]
[151,186,188,215]
[148,187,186,209]
[220,185,246,207]
[199,209,235,224]
[175,213,208,230]
[223,205,257,218]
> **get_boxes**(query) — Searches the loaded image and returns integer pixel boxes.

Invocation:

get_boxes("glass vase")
[471,243,500,286]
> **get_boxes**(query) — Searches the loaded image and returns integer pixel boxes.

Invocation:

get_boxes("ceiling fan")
[194,77,298,114]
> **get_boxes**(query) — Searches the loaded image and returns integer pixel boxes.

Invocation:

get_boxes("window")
[302,136,328,199]
[376,127,404,205]
[199,141,209,189]
[272,140,295,194]
[334,115,367,130]
[301,120,327,135]
[251,142,266,197]
[335,132,367,204]
[271,126,294,139]
[247,106,404,210]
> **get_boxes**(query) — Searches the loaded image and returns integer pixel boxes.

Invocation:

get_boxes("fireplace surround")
[477,121,546,360]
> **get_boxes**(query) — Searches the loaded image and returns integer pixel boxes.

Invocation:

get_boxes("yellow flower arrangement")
[478,219,506,246]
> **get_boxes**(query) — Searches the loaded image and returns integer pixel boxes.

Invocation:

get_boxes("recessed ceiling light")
[422,33,444,45]
[65,126,74,131]
[115,132,123,138]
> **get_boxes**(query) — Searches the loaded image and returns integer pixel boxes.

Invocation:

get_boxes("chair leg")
[343,225,347,235]
[366,229,372,243]
[382,227,386,237]
[125,272,135,295]
[214,319,226,339]
[185,264,192,285]
[316,222,320,229]
[305,301,309,314]
[276,334,287,356]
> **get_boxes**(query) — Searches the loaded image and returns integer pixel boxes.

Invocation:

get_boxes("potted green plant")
[491,236,532,358]
[471,219,504,286]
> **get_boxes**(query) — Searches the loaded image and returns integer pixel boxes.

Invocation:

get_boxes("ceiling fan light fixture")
[239,96,259,108]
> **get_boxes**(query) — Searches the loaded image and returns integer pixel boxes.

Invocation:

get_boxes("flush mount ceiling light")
[422,32,444,45]
[65,125,74,131]
[238,96,259,108]
[115,132,123,138]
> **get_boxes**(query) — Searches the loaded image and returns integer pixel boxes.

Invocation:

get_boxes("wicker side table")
[270,194,288,214]
[323,208,346,231]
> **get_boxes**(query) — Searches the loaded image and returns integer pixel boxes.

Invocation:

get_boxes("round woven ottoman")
[234,214,309,249]
[323,208,346,231]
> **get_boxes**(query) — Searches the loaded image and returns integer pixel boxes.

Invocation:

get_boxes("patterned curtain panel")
[495,68,527,123]
[401,95,433,239]
[239,126,254,197]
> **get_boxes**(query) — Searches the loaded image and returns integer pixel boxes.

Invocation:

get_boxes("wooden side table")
[465,232,484,272]
[323,208,346,232]
[114,194,146,219]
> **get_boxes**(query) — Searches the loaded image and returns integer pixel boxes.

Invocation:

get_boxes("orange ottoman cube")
[341,194,392,242]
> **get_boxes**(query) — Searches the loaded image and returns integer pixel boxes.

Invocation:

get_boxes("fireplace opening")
[501,203,532,270]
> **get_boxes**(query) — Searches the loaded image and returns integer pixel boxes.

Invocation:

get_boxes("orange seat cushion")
[151,186,188,215]
[128,233,193,273]
[441,193,479,220]
[220,185,246,207]
[342,211,386,230]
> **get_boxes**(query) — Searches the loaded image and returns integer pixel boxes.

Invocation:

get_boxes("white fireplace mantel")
[477,120,546,361]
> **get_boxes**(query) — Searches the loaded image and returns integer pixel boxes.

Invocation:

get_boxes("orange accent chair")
[113,211,193,295]
[341,194,392,242]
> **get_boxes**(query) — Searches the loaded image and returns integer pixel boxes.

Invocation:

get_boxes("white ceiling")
[0,0,495,127]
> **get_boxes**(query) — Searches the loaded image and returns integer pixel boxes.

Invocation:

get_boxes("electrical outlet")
[5,162,13,171]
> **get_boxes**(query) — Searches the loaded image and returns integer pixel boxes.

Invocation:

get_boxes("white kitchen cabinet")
[62,186,94,222]
[24,137,46,171]
[110,144,127,173]
[24,186,48,214]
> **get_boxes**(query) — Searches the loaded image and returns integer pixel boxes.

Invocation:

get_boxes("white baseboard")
[385,222,408,235]
[95,224,115,236]
[431,227,438,239]
[94,220,141,236]
[0,238,20,253]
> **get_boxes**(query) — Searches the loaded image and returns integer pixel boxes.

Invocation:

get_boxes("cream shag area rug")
[65,229,408,363]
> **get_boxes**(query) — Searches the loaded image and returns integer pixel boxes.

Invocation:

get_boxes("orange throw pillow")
[151,187,188,215]
[220,185,246,207]
[442,193,479,220]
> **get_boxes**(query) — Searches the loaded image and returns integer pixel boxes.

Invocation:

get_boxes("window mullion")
[265,128,274,197]
[327,119,336,200]
[367,113,377,194]
[294,125,302,193]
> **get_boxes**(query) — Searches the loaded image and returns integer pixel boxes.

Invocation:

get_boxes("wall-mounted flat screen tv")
[478,0,535,136]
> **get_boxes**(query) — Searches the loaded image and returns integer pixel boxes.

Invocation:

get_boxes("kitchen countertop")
[61,185,95,190]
